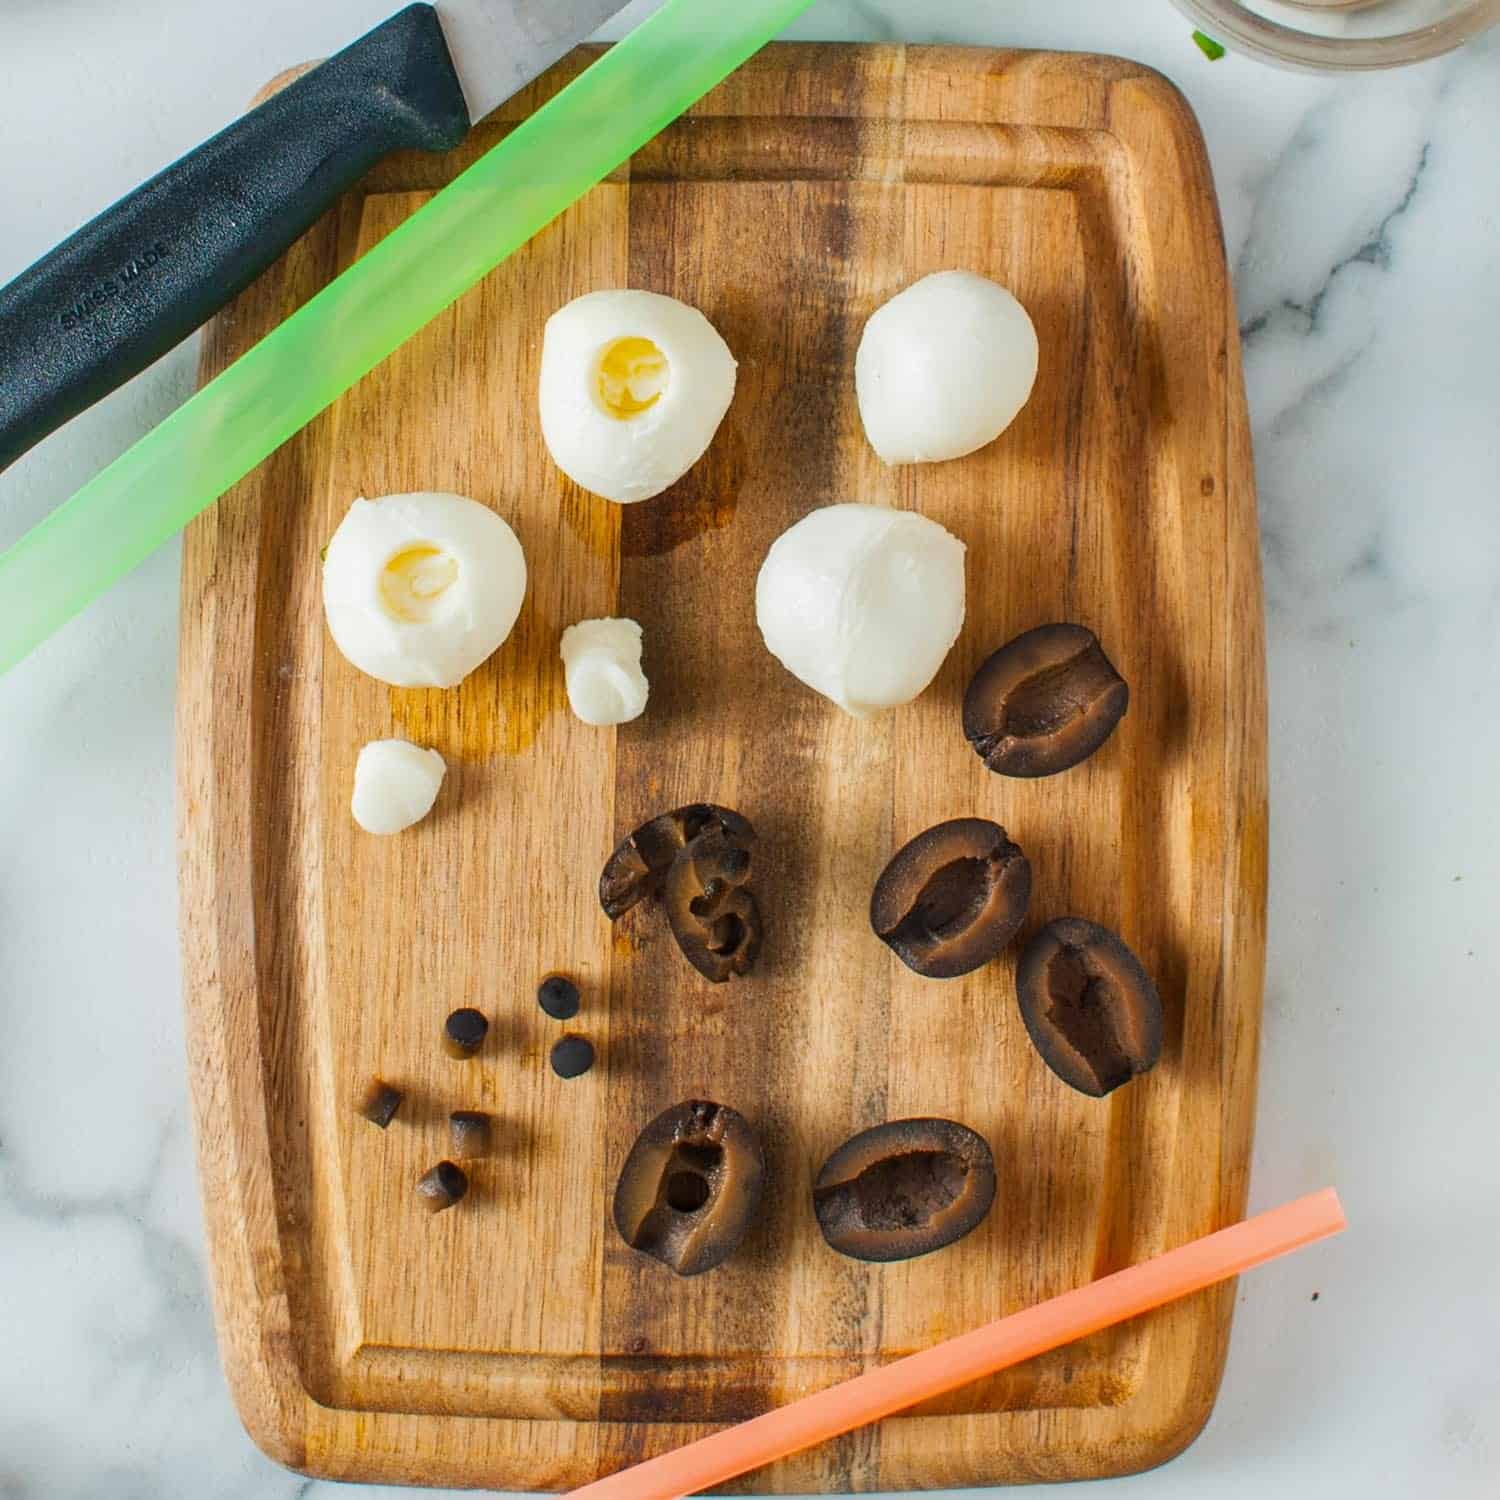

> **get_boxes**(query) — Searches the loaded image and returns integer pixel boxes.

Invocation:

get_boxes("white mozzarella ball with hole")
[755,503,966,718]
[856,270,1039,465]
[351,740,446,835]
[560,617,649,727]
[539,289,737,504]
[322,492,526,689]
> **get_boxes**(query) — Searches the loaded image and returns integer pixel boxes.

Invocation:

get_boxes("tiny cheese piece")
[856,270,1039,465]
[560,617,649,726]
[351,739,446,835]
[756,503,966,718]
[539,290,737,504]
[322,491,527,688]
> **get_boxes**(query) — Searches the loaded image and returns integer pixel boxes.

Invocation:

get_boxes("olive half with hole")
[663,828,763,983]
[870,818,1030,979]
[612,1100,766,1276]
[599,803,755,919]
[963,623,1129,778]
[1016,917,1163,1096]
[813,1118,996,1262]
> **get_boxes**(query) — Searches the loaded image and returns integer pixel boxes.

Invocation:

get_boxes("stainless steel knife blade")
[437,0,637,126]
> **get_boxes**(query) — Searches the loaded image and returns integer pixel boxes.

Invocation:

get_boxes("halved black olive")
[963,623,1129,778]
[1016,917,1163,1096]
[870,818,1030,978]
[612,1100,766,1276]
[663,828,763,983]
[813,1118,995,1262]
[599,804,755,919]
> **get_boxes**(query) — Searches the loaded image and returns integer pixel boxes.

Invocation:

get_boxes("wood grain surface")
[177,44,1265,1492]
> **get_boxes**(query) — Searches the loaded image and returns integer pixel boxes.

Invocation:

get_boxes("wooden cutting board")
[177,43,1264,1492]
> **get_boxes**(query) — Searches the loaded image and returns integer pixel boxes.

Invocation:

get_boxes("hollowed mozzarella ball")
[539,289,737,504]
[755,503,966,718]
[560,617,649,727]
[856,270,1039,465]
[322,492,526,689]
[351,740,446,835]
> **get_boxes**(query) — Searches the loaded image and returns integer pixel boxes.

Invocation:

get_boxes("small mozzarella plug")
[351,739,446,835]
[560,617,650,727]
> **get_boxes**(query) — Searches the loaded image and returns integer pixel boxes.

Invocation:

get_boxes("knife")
[0,1,633,474]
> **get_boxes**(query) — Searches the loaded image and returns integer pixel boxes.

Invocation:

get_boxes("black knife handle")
[0,3,469,474]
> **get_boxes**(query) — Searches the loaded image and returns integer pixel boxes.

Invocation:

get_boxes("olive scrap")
[550,1034,596,1078]
[870,818,1031,978]
[443,1007,489,1059]
[356,1078,404,1129]
[599,803,755,919]
[963,623,1129,778]
[663,828,764,983]
[537,974,581,1020]
[813,1118,996,1263]
[449,1111,493,1159]
[612,1100,766,1276]
[416,1161,469,1214]
[1016,917,1163,1097]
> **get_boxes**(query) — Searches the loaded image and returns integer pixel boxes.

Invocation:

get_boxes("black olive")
[662,828,763,983]
[449,1111,493,1159]
[416,1161,468,1214]
[537,974,581,1020]
[963,623,1129,778]
[550,1034,596,1079]
[356,1078,403,1129]
[599,804,755,919]
[612,1100,766,1276]
[1016,917,1163,1096]
[870,818,1030,978]
[443,1008,489,1059]
[813,1118,996,1262]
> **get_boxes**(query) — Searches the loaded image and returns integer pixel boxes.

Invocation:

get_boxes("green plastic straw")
[0,0,816,672]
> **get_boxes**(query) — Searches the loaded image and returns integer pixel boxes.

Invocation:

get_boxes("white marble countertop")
[2,2,1497,1496]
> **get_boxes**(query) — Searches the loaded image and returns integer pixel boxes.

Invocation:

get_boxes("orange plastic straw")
[567,1188,1345,1499]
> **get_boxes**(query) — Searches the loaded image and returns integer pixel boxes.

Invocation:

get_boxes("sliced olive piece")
[416,1160,468,1214]
[813,1118,996,1263]
[612,1100,766,1276]
[550,1034,596,1078]
[870,818,1030,979]
[356,1078,403,1129]
[443,1007,489,1059]
[537,974,581,1020]
[663,828,763,983]
[963,623,1129,778]
[599,804,755,919]
[1016,917,1163,1097]
[449,1111,493,1159]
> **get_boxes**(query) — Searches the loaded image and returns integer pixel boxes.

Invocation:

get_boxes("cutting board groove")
[178,44,1264,1491]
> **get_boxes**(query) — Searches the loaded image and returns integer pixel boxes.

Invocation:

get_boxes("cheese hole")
[380,545,459,623]
[597,337,669,419]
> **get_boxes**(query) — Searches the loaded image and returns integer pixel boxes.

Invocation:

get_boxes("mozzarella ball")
[560,617,649,727]
[539,289,737,504]
[856,270,1039,465]
[755,503,966,718]
[351,740,446,835]
[322,492,526,689]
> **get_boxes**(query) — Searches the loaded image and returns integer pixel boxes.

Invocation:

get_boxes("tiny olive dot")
[443,1007,489,1059]
[537,975,581,1021]
[550,1034,596,1079]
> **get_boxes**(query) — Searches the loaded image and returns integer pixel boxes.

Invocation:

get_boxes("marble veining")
[1,2,1497,1497]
